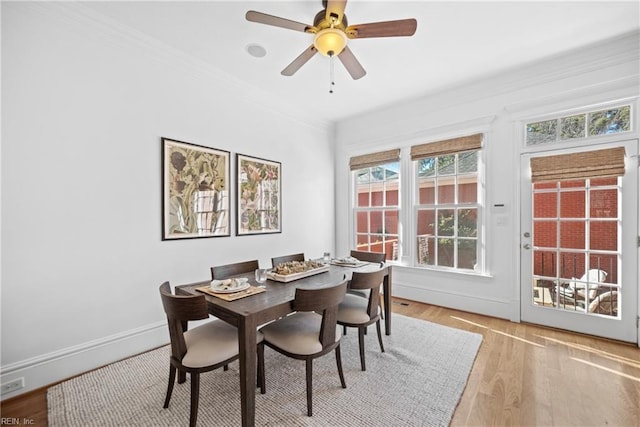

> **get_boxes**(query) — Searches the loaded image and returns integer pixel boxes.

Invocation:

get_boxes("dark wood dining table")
[175,262,392,427]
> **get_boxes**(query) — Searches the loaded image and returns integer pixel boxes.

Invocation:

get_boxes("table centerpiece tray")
[267,264,330,283]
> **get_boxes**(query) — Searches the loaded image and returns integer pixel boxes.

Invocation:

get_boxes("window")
[351,150,400,261]
[353,163,400,261]
[412,134,482,271]
[350,135,483,271]
[525,105,631,146]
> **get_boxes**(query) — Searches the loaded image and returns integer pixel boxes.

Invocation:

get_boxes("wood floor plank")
[2,297,638,427]
[0,387,47,426]
[391,298,640,427]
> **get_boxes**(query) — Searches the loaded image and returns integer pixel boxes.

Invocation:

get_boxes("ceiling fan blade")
[338,46,366,80]
[346,18,417,39]
[281,46,318,76]
[326,0,347,24]
[246,10,312,33]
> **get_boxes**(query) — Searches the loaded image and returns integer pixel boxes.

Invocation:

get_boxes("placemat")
[195,285,265,301]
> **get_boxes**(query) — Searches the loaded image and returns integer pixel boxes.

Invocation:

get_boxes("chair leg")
[223,364,229,371]
[305,359,313,416]
[358,327,366,371]
[163,365,176,408]
[376,319,385,353]
[189,372,200,427]
[257,343,266,394]
[335,345,347,389]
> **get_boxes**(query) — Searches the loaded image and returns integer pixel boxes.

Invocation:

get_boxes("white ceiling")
[82,1,639,123]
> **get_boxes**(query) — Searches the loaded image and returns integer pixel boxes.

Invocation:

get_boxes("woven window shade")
[410,134,483,161]
[349,149,400,171]
[530,147,626,183]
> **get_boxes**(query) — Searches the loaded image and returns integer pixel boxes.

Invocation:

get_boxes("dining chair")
[257,280,348,416]
[211,260,259,280]
[349,250,386,318]
[350,250,386,263]
[159,281,263,427]
[271,252,305,268]
[337,266,386,371]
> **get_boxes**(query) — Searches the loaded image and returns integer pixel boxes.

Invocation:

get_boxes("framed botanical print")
[236,154,281,235]
[162,138,230,240]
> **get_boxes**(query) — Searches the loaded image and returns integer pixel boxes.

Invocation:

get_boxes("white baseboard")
[392,282,515,321]
[0,321,169,401]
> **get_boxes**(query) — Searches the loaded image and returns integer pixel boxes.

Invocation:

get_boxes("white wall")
[1,3,335,398]
[335,31,639,322]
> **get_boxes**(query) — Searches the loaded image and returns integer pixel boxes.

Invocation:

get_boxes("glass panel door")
[520,140,638,343]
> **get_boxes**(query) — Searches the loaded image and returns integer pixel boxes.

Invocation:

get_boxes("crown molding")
[481,30,639,97]
[349,29,640,123]
[466,30,637,104]
[503,75,639,118]
[9,1,332,131]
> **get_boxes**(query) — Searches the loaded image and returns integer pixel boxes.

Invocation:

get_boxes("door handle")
[522,243,531,250]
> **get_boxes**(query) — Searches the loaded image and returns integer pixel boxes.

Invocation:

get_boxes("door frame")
[519,139,639,344]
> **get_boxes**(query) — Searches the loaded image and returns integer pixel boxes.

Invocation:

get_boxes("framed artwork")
[162,138,230,240]
[236,154,281,235]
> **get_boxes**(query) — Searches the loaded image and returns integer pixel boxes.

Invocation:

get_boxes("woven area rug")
[48,314,482,426]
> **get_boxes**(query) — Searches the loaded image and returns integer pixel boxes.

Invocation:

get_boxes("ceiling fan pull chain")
[329,53,335,93]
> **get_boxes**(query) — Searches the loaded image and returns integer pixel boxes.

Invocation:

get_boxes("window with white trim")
[351,150,400,261]
[350,136,484,271]
[412,134,483,271]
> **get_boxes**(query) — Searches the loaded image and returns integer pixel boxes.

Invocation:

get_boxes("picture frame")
[162,137,231,240]
[236,153,281,235]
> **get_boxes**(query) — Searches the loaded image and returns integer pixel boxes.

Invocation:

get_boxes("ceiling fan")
[246,0,417,81]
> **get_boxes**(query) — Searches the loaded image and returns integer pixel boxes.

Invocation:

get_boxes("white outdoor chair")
[559,269,608,301]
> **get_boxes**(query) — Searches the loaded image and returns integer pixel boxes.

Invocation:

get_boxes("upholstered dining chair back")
[271,253,305,268]
[211,260,259,280]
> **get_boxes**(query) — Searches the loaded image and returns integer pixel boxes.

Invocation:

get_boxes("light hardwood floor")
[2,297,639,426]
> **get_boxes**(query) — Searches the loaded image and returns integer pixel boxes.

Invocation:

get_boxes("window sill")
[388,262,494,280]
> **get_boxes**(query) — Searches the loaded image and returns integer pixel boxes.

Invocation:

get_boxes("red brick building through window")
[533,177,618,284]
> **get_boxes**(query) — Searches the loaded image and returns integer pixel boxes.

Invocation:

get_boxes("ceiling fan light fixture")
[313,27,347,57]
